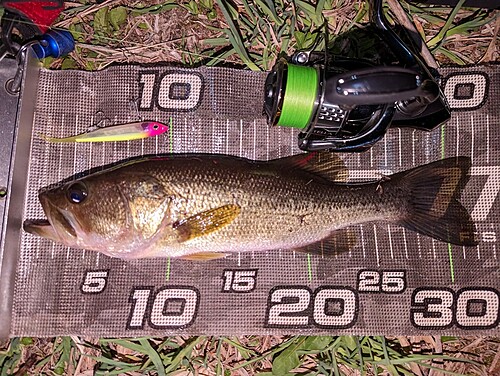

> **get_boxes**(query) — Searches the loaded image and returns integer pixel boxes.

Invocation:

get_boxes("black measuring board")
[2,63,499,337]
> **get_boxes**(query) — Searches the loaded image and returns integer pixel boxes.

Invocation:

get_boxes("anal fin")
[294,228,357,257]
[180,252,230,261]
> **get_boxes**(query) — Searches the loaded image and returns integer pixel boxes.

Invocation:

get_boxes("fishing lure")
[41,120,170,143]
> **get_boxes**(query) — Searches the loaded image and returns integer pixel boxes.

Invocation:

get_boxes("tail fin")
[392,157,477,246]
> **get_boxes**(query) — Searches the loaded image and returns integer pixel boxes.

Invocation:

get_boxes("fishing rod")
[263,0,452,152]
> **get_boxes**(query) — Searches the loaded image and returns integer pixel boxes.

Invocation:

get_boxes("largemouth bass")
[24,153,477,260]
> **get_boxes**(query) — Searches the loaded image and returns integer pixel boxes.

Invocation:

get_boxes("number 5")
[81,270,109,294]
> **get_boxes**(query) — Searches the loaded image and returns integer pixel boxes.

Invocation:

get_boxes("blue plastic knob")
[32,30,75,59]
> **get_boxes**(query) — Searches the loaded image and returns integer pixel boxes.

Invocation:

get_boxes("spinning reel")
[264,0,451,152]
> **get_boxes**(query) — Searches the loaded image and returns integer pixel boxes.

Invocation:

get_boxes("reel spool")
[264,0,451,152]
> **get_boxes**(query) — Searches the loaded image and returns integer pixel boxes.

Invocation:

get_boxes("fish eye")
[67,182,88,204]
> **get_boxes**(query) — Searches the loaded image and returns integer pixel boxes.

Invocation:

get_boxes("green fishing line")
[277,64,319,129]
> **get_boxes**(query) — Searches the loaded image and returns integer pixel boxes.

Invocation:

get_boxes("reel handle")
[325,67,440,108]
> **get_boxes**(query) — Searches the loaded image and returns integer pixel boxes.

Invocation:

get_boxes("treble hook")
[88,110,112,132]
[128,97,142,121]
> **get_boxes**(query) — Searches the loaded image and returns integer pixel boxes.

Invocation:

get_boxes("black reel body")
[264,0,451,152]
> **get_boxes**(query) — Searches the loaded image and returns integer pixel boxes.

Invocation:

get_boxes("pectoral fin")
[180,252,230,261]
[173,204,241,242]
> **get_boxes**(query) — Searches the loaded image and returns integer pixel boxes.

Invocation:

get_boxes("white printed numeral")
[127,286,200,329]
[222,269,258,292]
[81,270,109,294]
[313,288,357,328]
[139,73,156,109]
[471,166,500,221]
[265,286,358,329]
[357,270,406,293]
[267,288,311,327]
[411,288,500,329]
[443,73,488,110]
[411,289,454,329]
[138,71,203,111]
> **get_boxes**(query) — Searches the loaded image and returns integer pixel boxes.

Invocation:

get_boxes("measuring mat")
[1,62,499,337]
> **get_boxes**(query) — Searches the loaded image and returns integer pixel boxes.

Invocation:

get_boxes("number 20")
[265,286,358,329]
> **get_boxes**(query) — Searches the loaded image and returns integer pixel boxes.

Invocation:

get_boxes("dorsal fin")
[268,152,348,182]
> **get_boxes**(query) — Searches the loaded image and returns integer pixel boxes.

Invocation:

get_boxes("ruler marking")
[226,119,229,154]
[412,130,416,165]
[373,224,380,266]
[398,128,402,166]
[211,119,215,150]
[74,114,79,173]
[360,225,366,259]
[277,123,282,158]
[486,114,490,163]
[441,124,445,159]
[384,135,388,167]
[471,114,474,164]
[165,257,171,282]
[307,253,312,281]
[266,121,270,160]
[448,243,455,284]
[477,244,481,260]
[169,117,174,153]
[403,228,409,259]
[387,224,394,259]
[425,132,430,163]
[253,120,257,160]
[239,120,243,156]
[155,121,159,154]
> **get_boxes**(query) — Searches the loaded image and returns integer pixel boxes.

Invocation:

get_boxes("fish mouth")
[23,195,77,243]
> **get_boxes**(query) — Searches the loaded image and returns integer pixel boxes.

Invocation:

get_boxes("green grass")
[43,0,497,70]
[1,335,489,375]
